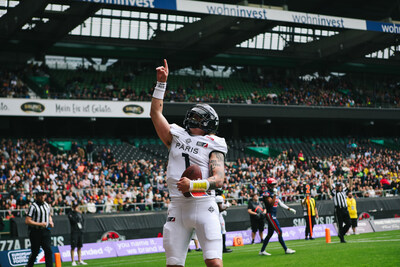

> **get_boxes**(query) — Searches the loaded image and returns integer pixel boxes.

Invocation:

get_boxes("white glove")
[273,188,278,194]
[289,208,296,214]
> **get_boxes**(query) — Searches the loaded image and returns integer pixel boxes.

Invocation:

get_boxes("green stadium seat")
[98,139,106,145]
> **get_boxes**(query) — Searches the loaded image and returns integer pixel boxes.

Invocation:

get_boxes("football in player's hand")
[181,165,202,197]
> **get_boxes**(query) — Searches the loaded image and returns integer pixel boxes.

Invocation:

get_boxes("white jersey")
[215,195,227,216]
[167,124,228,198]
[215,195,224,204]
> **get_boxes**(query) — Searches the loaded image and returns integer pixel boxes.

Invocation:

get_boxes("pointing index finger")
[164,59,168,72]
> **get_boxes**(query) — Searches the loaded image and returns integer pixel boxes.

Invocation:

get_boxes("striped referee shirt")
[27,201,51,227]
[331,184,348,208]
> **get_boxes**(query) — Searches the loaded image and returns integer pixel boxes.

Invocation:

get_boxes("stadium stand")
[0,69,30,98]
[0,3,400,258]
[0,137,399,219]
[13,65,400,108]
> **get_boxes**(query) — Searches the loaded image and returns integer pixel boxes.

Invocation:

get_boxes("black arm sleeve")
[68,212,78,224]
[247,201,253,211]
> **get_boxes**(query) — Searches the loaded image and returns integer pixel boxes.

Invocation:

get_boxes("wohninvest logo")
[291,13,344,28]
[205,4,267,20]
[75,0,177,10]
[366,21,400,34]
[380,23,400,33]
[79,0,155,7]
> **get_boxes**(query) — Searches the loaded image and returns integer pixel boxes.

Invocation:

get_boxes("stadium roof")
[0,0,399,74]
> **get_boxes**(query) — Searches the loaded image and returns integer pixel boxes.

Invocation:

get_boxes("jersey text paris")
[167,124,227,198]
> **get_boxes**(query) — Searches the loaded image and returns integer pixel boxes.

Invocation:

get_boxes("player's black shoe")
[223,248,233,253]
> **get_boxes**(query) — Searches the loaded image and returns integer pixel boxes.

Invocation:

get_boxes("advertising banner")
[0,236,65,251]
[6,249,47,266]
[58,238,165,262]
[225,224,338,245]
[76,0,398,34]
[57,224,337,262]
[370,218,400,232]
[76,0,177,10]
[366,21,400,34]
[0,98,150,118]
[114,238,165,256]
[4,219,396,264]
[177,0,366,30]
[75,0,400,34]
[0,247,59,267]
[356,220,374,234]
[58,242,117,262]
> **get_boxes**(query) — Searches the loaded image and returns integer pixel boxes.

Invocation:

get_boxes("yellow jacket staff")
[347,197,357,219]
[302,197,318,217]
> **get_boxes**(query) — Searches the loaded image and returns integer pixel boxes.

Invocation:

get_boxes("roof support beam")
[0,0,49,39]
[32,2,101,51]
[285,29,399,70]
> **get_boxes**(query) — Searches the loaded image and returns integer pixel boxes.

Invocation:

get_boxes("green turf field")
[62,231,400,267]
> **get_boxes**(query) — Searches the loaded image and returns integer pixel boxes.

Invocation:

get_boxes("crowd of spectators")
[57,75,152,102]
[56,72,400,108]
[0,64,53,99]
[2,64,399,108]
[224,147,400,205]
[0,69,30,98]
[0,138,399,219]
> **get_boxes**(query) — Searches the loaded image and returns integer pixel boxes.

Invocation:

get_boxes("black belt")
[29,226,48,230]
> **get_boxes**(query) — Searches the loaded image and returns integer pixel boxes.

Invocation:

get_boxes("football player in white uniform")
[150,59,227,267]
[215,193,232,253]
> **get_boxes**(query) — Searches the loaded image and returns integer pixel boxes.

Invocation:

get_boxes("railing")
[6,92,399,108]
[1,189,397,218]
[0,202,167,218]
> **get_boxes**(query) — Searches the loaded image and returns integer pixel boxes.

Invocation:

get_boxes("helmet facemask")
[183,104,219,134]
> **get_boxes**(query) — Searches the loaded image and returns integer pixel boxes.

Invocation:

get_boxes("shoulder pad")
[170,123,186,136]
[208,136,228,155]
[215,196,224,203]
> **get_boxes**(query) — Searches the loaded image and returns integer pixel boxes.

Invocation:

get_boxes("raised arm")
[328,176,334,190]
[150,59,172,149]
[349,176,353,191]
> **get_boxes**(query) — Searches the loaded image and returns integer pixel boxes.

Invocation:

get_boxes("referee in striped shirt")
[25,189,54,267]
[330,178,352,243]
